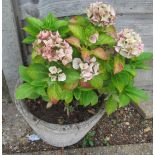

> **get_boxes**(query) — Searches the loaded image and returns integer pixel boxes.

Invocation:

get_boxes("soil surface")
[3,104,152,154]
[26,96,104,124]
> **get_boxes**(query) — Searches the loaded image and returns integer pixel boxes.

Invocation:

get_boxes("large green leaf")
[136,52,153,62]
[31,80,47,87]
[80,90,98,106]
[69,24,85,43]
[125,86,148,104]
[19,66,32,83]
[95,33,116,47]
[23,26,39,36]
[112,71,131,93]
[64,68,80,83]
[63,90,73,104]
[47,83,62,101]
[32,55,46,65]
[27,64,48,80]
[16,83,35,99]
[25,17,43,31]
[105,96,118,115]
[119,94,130,108]
[124,64,136,76]
[22,36,36,44]
[74,88,81,100]
[89,74,104,89]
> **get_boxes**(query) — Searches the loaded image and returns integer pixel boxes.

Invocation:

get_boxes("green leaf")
[27,64,48,80]
[119,94,130,108]
[89,74,104,89]
[80,91,98,106]
[64,68,80,83]
[19,66,32,83]
[55,20,68,29]
[124,65,136,76]
[31,80,47,87]
[35,87,47,97]
[25,17,43,31]
[137,52,153,62]
[74,88,81,100]
[23,26,39,36]
[16,83,35,99]
[47,83,62,101]
[125,86,148,104]
[95,33,116,47]
[105,96,118,115]
[112,71,131,93]
[22,36,36,44]
[32,55,46,64]
[69,24,85,42]
[63,90,73,104]
[134,61,151,70]
[42,13,57,30]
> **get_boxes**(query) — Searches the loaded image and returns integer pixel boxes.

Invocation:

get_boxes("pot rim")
[15,80,105,131]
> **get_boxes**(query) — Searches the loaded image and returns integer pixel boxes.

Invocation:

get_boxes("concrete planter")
[15,81,105,147]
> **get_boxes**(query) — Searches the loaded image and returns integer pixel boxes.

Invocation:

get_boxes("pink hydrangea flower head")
[33,30,73,65]
[87,2,116,26]
[115,29,144,58]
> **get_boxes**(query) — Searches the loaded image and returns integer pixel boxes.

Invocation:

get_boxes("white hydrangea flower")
[49,66,57,74]
[58,73,66,81]
[72,57,100,82]
[73,58,82,70]
[115,29,144,58]
[87,2,116,26]
[49,66,66,82]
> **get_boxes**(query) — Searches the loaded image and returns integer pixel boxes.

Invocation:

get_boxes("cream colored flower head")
[72,57,99,82]
[87,2,116,26]
[49,66,66,81]
[115,29,144,58]
[33,30,73,65]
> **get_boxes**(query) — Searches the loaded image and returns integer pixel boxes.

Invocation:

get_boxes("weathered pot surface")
[15,80,105,147]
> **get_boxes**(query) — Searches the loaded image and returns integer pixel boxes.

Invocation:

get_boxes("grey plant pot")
[15,80,105,147]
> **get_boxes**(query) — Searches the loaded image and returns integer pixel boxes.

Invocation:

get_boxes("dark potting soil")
[26,95,104,124]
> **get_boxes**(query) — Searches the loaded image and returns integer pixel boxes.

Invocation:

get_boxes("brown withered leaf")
[81,49,91,62]
[114,63,124,74]
[65,37,81,49]
[114,54,124,74]
[92,47,109,60]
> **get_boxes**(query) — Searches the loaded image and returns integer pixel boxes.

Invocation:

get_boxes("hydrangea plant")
[16,2,152,115]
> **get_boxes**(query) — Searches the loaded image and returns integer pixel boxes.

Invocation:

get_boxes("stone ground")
[3,143,153,155]
[2,97,153,155]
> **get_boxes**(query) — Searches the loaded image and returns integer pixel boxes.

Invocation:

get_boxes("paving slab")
[2,98,33,146]
[3,143,153,155]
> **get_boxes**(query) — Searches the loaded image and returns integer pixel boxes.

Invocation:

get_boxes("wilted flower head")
[73,57,99,81]
[115,29,144,58]
[87,2,116,26]
[33,30,73,65]
[49,66,66,81]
